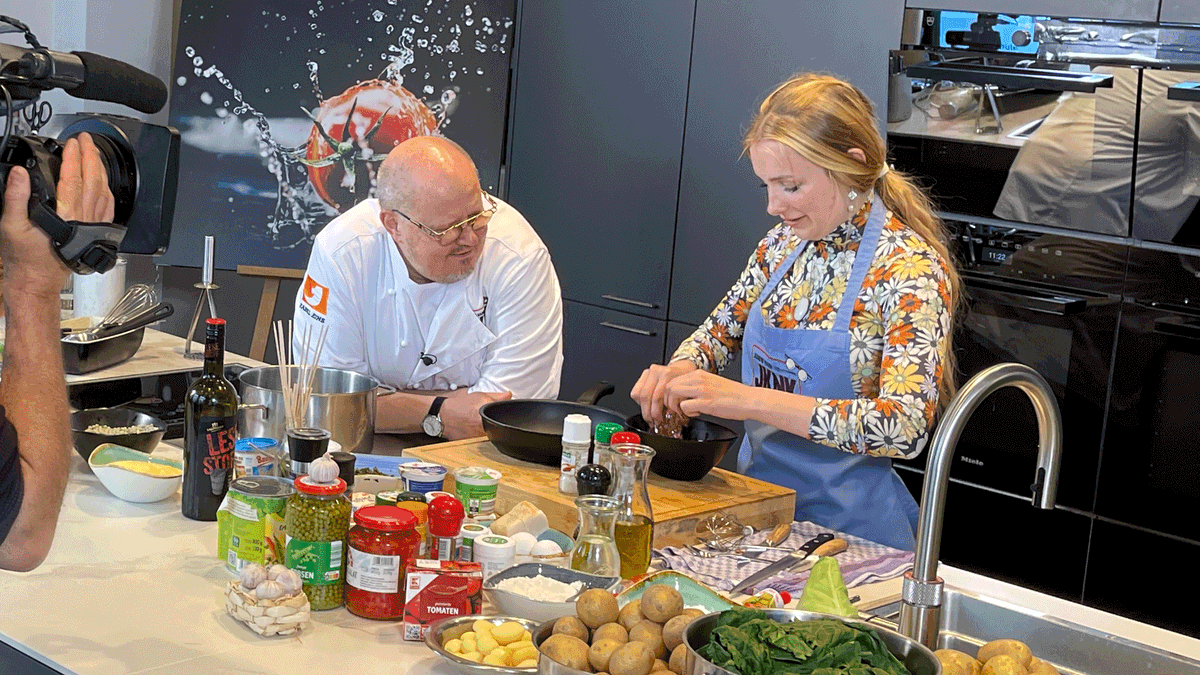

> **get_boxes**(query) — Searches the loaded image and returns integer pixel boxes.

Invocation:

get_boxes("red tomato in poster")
[304,79,439,210]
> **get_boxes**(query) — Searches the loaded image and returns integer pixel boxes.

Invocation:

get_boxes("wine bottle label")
[287,537,343,585]
[198,416,236,495]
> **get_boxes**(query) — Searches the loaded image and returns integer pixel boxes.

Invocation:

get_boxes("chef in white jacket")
[293,136,563,441]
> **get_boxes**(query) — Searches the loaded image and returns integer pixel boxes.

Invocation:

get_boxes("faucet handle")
[901,569,945,607]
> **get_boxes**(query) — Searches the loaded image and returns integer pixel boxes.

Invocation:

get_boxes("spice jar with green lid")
[285,473,351,610]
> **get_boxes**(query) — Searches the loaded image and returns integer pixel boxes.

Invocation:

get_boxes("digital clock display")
[982,247,1010,264]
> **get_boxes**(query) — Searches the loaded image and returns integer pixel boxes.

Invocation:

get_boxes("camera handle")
[29,199,124,274]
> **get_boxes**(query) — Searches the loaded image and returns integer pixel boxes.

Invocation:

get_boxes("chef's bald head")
[377,135,480,211]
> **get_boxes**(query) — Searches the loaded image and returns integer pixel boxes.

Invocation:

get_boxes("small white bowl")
[88,443,182,503]
[483,563,621,623]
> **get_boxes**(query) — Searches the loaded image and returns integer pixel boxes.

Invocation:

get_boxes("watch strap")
[428,396,447,418]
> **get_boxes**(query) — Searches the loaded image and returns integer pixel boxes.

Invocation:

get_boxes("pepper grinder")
[183,236,220,359]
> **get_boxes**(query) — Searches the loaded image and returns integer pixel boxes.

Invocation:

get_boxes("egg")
[530,539,563,556]
[510,532,538,556]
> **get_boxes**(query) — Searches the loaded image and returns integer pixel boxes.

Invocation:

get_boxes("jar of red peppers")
[345,505,421,619]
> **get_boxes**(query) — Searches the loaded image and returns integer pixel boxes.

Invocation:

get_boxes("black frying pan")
[627,414,739,482]
[480,382,626,465]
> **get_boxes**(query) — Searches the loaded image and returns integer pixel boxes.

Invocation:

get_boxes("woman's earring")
[847,189,858,212]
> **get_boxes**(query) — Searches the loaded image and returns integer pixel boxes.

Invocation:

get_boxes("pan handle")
[238,403,268,422]
[576,381,615,406]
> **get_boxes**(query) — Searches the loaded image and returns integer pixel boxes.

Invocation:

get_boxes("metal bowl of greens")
[683,608,941,675]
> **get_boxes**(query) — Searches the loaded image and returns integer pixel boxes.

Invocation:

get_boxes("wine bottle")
[183,318,239,520]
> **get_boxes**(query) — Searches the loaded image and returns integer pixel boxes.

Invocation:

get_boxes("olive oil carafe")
[609,442,656,579]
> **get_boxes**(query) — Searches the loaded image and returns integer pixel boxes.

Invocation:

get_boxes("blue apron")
[736,196,921,551]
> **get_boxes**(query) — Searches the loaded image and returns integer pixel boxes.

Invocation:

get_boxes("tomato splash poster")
[164,0,516,270]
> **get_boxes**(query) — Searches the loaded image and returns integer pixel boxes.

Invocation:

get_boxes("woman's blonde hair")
[744,72,962,406]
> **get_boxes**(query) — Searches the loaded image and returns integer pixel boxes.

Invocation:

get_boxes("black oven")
[1095,246,1200,542]
[894,221,1125,600]
[889,10,1138,238]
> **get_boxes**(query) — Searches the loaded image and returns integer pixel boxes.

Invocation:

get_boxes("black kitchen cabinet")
[905,0,1159,23]
[561,300,667,417]
[897,467,1091,602]
[505,0,694,320]
[1161,0,1200,24]
[1084,520,1200,638]
[670,0,906,326]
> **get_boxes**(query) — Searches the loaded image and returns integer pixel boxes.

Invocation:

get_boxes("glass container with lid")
[345,505,420,619]
[570,494,621,578]
[285,475,350,610]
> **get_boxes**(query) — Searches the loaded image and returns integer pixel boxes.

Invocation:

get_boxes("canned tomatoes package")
[401,559,482,641]
[216,476,293,573]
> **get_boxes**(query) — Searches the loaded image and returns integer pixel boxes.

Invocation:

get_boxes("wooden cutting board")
[405,437,796,547]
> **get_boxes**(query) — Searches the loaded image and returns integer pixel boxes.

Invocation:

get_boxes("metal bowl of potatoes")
[425,614,542,675]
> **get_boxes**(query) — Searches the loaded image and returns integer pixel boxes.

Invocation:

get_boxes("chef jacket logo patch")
[301,275,329,318]
[472,295,488,323]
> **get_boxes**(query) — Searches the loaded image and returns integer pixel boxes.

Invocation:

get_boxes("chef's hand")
[441,390,513,440]
[631,359,697,423]
[0,134,112,299]
[664,370,756,421]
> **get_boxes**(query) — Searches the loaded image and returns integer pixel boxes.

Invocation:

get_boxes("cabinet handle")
[600,321,657,337]
[601,294,659,309]
[1168,83,1200,102]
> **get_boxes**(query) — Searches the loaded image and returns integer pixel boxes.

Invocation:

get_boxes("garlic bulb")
[254,579,285,601]
[308,453,339,484]
[275,568,303,596]
[267,564,289,581]
[239,563,267,590]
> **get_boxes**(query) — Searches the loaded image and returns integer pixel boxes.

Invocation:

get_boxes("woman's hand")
[665,370,758,421]
[631,360,697,422]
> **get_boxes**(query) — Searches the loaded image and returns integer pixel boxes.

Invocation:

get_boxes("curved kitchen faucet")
[898,362,1063,649]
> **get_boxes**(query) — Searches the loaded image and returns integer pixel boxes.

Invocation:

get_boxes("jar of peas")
[285,475,351,610]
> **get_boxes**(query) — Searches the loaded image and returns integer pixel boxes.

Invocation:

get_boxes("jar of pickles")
[285,475,351,610]
[345,506,421,619]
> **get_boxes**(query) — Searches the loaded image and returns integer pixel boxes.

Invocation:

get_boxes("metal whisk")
[67,284,158,338]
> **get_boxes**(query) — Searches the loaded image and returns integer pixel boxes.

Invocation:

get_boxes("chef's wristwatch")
[422,396,447,437]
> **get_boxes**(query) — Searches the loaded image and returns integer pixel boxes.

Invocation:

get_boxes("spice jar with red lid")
[427,495,466,561]
[345,505,421,619]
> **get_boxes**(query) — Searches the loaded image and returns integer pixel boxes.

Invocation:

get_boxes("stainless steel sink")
[861,588,1200,675]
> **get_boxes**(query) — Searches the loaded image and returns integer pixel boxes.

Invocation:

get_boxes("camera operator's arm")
[0,134,112,571]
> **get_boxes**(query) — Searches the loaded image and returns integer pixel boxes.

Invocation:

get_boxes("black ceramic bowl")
[626,414,739,482]
[71,408,167,462]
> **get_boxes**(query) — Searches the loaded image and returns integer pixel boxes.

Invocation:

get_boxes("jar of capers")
[285,475,351,610]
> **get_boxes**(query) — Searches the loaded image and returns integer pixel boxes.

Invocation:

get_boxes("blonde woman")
[632,74,960,550]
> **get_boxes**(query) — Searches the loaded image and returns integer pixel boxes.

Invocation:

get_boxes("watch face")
[422,415,443,437]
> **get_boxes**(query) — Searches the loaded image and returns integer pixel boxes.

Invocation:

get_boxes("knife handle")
[812,538,847,557]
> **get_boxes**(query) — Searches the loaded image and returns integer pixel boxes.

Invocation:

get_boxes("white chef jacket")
[292,196,563,398]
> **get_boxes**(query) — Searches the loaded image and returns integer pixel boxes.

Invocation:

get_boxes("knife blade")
[730,533,847,594]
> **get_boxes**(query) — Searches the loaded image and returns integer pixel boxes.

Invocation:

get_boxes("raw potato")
[511,646,539,666]
[935,649,982,675]
[554,615,591,641]
[578,588,621,629]
[477,633,500,655]
[982,655,1029,675]
[641,585,685,623]
[609,641,655,675]
[493,621,526,645]
[661,615,691,652]
[1027,658,1059,675]
[460,651,482,663]
[669,644,687,675]
[590,638,624,672]
[619,600,645,631]
[978,640,1033,669]
[651,658,669,672]
[629,620,666,660]
[594,622,630,645]
[541,633,592,672]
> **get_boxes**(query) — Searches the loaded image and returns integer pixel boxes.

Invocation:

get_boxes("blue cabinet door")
[506,0,694,319]
[670,0,904,326]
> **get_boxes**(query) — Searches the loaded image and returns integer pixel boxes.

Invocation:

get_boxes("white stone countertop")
[3,442,1199,674]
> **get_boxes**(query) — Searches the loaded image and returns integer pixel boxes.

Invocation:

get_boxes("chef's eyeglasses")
[390,193,497,245]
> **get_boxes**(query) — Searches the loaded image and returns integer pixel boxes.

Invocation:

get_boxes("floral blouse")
[671,201,953,459]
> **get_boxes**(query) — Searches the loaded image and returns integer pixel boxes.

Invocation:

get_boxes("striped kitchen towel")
[652,520,913,595]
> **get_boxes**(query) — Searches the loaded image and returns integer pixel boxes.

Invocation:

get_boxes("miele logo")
[959,456,984,467]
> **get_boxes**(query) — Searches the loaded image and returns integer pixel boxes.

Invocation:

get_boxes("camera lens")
[71,132,136,226]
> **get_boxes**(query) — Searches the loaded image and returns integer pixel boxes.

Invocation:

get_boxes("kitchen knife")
[730,533,848,594]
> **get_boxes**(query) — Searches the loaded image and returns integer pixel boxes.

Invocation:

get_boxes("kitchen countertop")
[3,437,1199,674]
